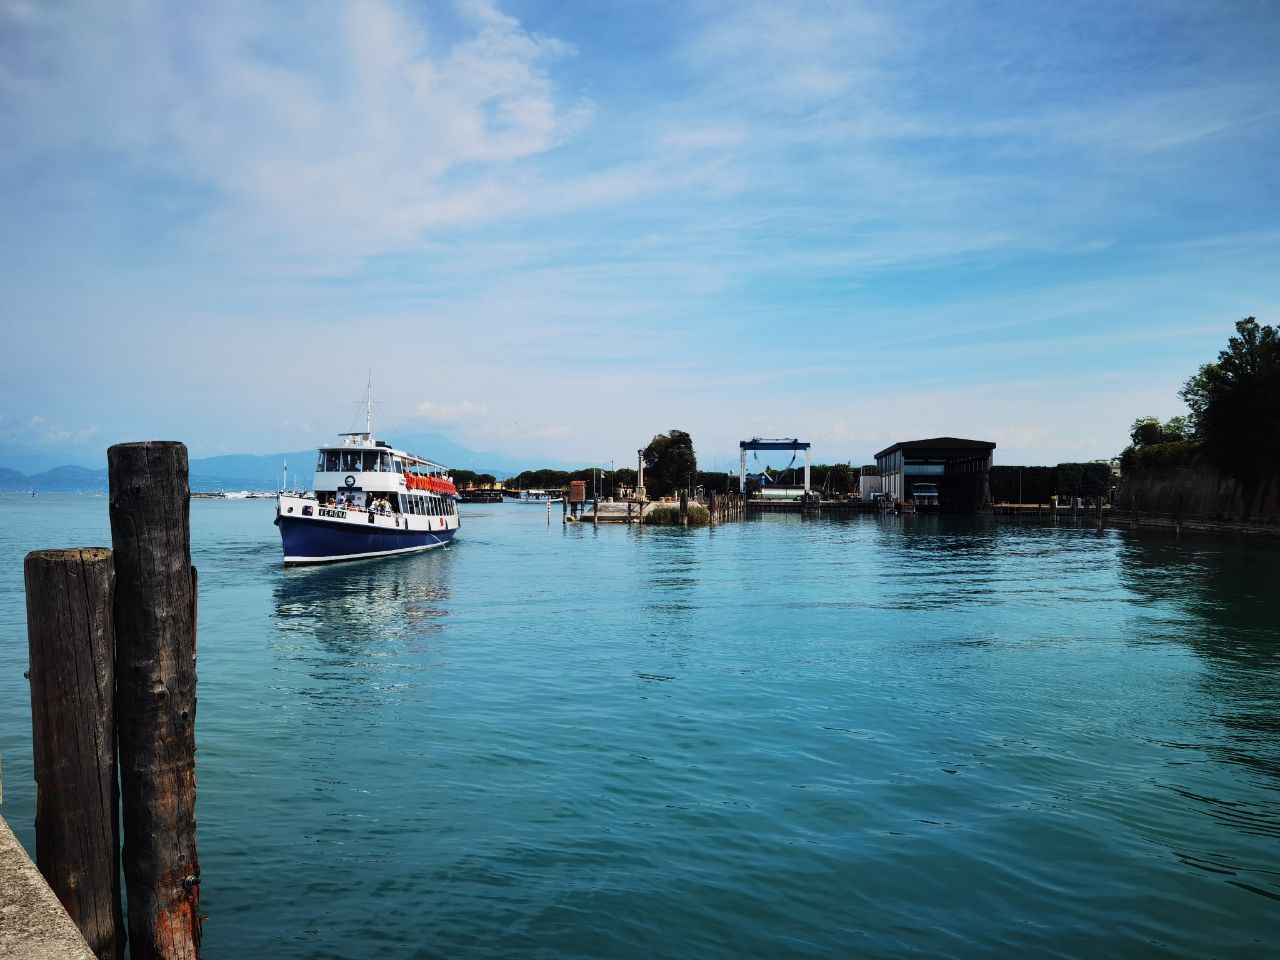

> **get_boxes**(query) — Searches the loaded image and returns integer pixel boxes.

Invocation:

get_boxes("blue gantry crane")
[739,438,811,495]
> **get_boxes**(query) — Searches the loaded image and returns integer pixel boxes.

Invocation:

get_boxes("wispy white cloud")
[0,413,98,446]
[416,399,490,422]
[0,0,587,266]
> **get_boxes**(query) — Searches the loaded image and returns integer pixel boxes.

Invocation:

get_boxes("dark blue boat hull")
[277,515,456,564]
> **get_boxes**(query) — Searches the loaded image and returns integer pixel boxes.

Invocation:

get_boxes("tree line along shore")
[475,317,1280,529]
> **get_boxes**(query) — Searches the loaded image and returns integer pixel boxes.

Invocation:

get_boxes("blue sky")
[2,0,1278,470]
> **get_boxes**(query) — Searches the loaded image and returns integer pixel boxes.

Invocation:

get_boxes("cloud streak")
[416,399,490,422]
[1,0,586,267]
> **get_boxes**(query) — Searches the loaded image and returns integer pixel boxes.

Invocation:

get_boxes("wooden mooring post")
[25,547,126,960]
[108,441,201,960]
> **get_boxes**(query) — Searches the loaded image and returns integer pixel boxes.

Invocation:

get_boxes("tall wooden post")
[25,548,125,960]
[108,442,201,960]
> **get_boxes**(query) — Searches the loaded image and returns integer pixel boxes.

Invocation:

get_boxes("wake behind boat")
[274,392,459,563]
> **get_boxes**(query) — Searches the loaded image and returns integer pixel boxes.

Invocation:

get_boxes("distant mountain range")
[0,432,582,493]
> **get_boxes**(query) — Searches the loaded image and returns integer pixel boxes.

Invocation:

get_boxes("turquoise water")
[1,496,1278,957]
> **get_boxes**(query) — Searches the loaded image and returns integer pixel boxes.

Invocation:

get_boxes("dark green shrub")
[644,506,682,525]
[643,504,709,525]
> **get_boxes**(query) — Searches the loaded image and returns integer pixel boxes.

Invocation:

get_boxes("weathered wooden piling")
[25,547,125,960]
[108,441,201,960]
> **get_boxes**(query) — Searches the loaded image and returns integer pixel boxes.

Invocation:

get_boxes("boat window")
[325,451,340,471]
[392,457,403,473]
[342,451,362,472]
[315,453,325,471]
[361,451,377,471]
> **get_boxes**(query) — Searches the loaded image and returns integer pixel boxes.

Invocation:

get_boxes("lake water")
[1,496,1278,958]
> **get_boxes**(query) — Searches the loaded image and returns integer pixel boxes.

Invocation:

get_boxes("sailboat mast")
[366,372,373,437]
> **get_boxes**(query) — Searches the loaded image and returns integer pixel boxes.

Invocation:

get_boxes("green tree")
[505,469,571,490]
[990,466,1056,504]
[823,463,856,495]
[1129,415,1191,448]
[642,430,697,498]
[1181,317,1280,480]
[450,470,497,489]
[696,470,735,492]
[1055,462,1112,500]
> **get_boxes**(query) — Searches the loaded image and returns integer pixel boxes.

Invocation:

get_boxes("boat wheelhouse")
[275,430,459,564]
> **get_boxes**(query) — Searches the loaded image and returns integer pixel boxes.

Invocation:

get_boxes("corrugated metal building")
[874,437,996,511]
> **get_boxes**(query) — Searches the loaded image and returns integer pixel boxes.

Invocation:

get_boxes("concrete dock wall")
[1114,464,1280,535]
[0,814,96,960]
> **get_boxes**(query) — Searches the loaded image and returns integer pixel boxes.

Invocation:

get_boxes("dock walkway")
[0,815,95,960]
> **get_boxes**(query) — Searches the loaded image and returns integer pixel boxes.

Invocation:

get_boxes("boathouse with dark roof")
[874,437,996,511]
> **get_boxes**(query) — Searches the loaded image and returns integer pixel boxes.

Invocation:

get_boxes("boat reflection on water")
[270,550,455,709]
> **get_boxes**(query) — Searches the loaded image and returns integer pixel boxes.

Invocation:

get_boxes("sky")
[2,0,1278,470]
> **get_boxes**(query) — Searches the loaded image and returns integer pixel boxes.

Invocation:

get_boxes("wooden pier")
[746,498,882,515]
[560,492,747,525]
[991,502,1110,520]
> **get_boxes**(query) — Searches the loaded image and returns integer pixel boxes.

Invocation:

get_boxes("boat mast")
[365,371,373,437]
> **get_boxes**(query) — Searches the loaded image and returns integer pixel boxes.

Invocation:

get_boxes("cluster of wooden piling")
[25,441,200,960]
[707,491,744,522]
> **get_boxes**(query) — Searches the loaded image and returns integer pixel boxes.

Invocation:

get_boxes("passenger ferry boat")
[275,413,459,564]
